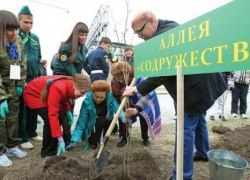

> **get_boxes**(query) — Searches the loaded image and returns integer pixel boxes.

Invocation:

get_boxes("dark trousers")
[35,108,71,158]
[35,108,57,158]
[119,114,149,140]
[231,83,249,114]
[88,117,111,146]
[26,107,38,138]
[18,94,28,143]
[59,110,71,146]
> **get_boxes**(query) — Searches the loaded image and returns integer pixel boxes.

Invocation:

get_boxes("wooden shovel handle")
[176,66,184,179]
[96,78,136,159]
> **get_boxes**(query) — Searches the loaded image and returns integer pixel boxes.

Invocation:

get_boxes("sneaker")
[0,154,13,167]
[219,115,227,121]
[209,115,215,121]
[31,135,43,141]
[20,142,34,149]
[6,147,27,158]
[241,114,248,119]
[116,138,127,148]
[143,139,150,146]
[231,113,237,119]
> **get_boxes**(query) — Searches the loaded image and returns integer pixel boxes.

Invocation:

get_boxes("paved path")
[156,91,250,124]
[37,91,250,132]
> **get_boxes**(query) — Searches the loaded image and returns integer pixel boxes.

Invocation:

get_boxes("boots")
[116,137,127,148]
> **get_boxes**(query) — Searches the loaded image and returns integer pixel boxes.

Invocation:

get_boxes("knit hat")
[124,46,133,52]
[18,6,33,16]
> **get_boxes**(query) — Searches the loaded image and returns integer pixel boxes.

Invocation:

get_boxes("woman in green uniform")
[53,22,89,76]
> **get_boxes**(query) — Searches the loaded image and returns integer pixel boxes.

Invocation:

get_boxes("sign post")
[176,66,184,179]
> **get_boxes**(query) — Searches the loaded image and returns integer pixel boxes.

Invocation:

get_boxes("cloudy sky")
[0,0,231,74]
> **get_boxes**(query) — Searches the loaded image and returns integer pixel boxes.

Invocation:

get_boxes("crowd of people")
[0,5,249,180]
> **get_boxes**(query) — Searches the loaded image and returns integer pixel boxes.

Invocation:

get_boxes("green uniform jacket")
[18,29,41,82]
[52,43,88,76]
[0,36,27,101]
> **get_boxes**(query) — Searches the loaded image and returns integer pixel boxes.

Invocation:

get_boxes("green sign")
[135,0,250,77]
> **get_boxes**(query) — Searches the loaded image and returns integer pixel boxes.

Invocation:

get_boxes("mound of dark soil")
[19,150,161,180]
[22,155,88,179]
[212,125,232,134]
[214,125,250,162]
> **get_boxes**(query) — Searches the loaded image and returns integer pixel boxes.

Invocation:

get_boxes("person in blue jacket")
[66,80,126,151]
[85,37,112,83]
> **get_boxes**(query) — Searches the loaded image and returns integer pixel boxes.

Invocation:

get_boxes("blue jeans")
[172,113,209,180]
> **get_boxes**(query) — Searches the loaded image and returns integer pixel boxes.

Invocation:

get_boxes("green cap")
[18,5,33,16]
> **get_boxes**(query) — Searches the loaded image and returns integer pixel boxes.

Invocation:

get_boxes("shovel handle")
[96,78,136,159]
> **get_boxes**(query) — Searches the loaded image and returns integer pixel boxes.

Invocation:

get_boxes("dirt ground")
[1,119,250,180]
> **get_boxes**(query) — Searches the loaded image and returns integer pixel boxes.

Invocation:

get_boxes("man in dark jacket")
[85,37,111,83]
[123,11,227,180]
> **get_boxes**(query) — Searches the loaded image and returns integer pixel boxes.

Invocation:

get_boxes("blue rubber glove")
[0,100,9,119]
[16,86,23,98]
[66,111,74,125]
[57,136,65,155]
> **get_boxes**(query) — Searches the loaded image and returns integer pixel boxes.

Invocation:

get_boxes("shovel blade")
[89,149,110,179]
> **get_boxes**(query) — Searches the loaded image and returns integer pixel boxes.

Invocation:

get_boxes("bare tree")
[110,0,131,58]
[122,0,130,45]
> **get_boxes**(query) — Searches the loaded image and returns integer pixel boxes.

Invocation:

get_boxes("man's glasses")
[134,18,150,34]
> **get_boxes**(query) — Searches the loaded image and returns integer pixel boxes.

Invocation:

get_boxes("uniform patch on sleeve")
[60,55,67,61]
[104,55,109,63]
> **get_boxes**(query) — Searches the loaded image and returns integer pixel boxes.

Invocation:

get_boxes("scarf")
[112,77,162,139]
[19,32,38,45]
[6,42,19,60]
[131,79,162,139]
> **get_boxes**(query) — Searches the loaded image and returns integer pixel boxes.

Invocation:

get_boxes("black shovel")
[89,78,136,179]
